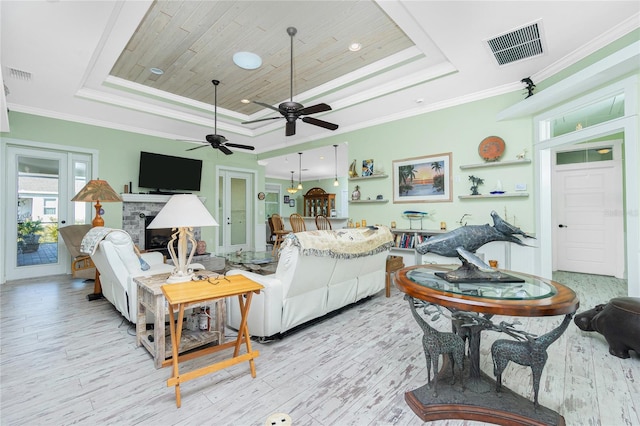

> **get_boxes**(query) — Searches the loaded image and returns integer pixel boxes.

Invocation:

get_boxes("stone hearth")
[121,194,201,251]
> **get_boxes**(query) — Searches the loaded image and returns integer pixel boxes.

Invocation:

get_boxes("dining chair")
[315,215,332,230]
[289,213,307,233]
[270,214,289,256]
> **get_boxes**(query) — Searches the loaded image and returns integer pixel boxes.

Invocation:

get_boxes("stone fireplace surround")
[121,194,202,252]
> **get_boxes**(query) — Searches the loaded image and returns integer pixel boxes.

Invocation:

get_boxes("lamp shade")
[71,179,122,227]
[71,179,122,202]
[147,194,218,229]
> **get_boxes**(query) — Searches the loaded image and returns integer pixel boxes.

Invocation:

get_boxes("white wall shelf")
[349,174,388,181]
[459,159,531,170]
[458,193,529,199]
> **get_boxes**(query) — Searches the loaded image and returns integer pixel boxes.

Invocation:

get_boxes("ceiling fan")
[186,79,255,155]
[242,27,339,137]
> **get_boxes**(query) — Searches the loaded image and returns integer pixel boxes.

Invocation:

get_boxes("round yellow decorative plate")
[478,136,505,161]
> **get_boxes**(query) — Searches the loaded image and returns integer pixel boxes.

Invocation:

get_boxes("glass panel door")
[218,169,252,253]
[6,147,68,279]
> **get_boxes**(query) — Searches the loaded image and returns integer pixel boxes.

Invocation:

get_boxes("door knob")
[558,224,567,228]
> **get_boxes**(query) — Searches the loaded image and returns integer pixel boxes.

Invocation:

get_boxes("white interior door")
[218,169,252,253]
[5,147,69,280]
[553,145,624,277]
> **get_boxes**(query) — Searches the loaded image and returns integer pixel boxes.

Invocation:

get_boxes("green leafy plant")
[17,219,44,253]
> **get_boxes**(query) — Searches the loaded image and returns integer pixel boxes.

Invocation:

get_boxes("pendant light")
[297,152,303,190]
[287,171,298,194]
[333,144,339,186]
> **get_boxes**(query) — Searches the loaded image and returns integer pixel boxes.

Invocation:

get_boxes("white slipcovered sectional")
[226,226,394,338]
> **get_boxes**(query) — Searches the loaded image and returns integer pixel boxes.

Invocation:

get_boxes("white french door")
[5,147,70,280]
[217,168,253,253]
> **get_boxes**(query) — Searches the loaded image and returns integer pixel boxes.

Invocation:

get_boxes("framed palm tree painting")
[393,153,452,203]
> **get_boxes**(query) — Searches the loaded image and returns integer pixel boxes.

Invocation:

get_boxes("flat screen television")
[138,151,203,193]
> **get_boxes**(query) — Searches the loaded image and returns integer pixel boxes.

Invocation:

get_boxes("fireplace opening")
[144,216,174,256]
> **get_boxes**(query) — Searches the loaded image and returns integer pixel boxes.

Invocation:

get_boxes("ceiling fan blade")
[225,143,255,151]
[285,121,296,136]
[302,116,339,131]
[185,144,210,151]
[299,103,332,115]
[241,116,281,125]
[218,145,233,155]
[253,101,282,113]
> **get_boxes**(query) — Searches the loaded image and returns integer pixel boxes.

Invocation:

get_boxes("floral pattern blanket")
[80,227,116,255]
[282,226,394,259]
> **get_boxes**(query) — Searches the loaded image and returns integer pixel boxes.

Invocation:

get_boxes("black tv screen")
[138,151,203,192]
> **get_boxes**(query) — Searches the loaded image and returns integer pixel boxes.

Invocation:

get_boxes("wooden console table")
[135,271,225,369]
[162,274,263,408]
[395,264,579,425]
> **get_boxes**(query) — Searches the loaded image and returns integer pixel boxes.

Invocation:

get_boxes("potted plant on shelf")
[18,218,44,253]
[468,175,484,196]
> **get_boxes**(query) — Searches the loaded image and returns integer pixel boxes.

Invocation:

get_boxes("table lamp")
[71,179,122,227]
[147,194,219,283]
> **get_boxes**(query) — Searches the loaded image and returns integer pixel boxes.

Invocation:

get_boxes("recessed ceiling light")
[233,52,262,70]
[348,42,362,52]
[150,67,164,75]
[241,99,251,104]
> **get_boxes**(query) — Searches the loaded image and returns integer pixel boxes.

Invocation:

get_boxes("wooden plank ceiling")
[110,0,414,115]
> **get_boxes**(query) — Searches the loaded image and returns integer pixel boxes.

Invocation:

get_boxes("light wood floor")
[1,271,637,425]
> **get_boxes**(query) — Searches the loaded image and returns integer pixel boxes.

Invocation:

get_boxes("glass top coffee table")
[223,251,274,265]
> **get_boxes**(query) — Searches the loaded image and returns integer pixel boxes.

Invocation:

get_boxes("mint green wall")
[3,112,261,248]
[264,91,536,232]
[346,93,534,230]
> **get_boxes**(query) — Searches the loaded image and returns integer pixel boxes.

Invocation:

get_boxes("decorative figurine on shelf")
[402,210,429,230]
[468,175,484,195]
[348,159,358,178]
[415,210,535,283]
[516,148,527,160]
[351,185,361,200]
[521,76,536,98]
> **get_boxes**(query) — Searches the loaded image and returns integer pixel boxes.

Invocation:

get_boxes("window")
[556,146,614,165]
[43,198,57,215]
[264,183,280,220]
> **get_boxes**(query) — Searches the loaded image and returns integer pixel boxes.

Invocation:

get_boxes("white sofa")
[226,226,394,338]
[81,227,184,323]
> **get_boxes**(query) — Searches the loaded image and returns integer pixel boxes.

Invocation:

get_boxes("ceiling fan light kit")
[297,152,303,190]
[186,79,255,155]
[287,171,298,194]
[241,27,339,137]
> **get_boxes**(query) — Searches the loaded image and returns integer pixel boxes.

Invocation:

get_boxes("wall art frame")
[393,152,452,203]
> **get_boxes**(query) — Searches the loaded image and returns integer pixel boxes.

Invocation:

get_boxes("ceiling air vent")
[8,67,32,81]
[486,21,544,66]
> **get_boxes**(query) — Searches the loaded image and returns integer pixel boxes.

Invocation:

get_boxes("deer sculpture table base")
[397,265,579,426]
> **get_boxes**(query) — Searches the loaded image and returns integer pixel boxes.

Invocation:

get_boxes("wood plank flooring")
[1,271,637,425]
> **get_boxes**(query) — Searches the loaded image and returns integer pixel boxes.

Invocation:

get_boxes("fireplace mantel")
[121,194,206,203]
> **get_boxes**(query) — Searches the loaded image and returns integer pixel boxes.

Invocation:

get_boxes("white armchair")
[82,228,176,323]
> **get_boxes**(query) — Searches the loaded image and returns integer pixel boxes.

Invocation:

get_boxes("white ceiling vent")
[486,21,544,66]
[8,67,32,81]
